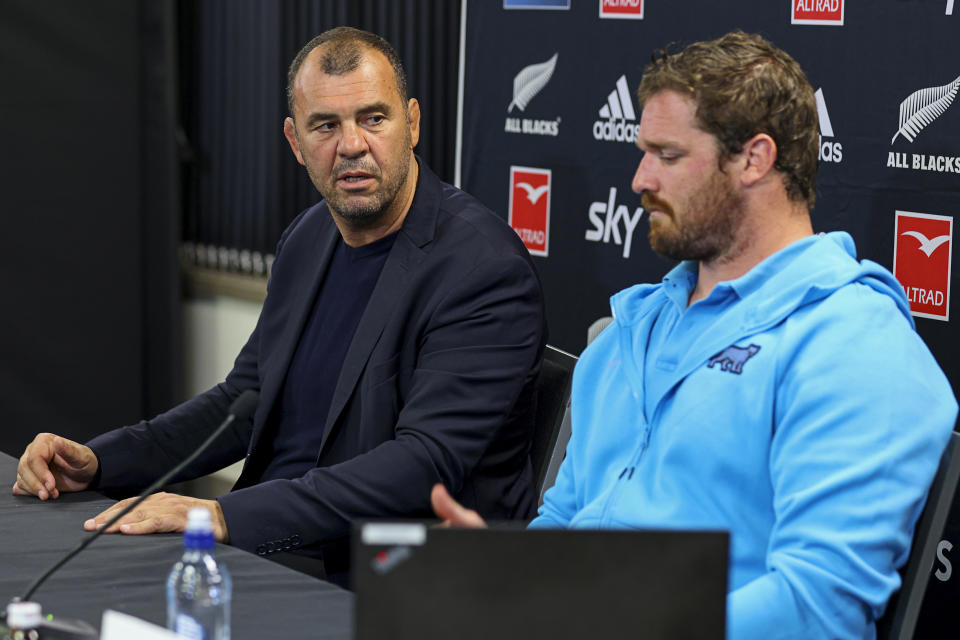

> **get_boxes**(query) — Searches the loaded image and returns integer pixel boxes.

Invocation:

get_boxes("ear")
[739,133,777,188]
[406,98,421,149]
[283,117,305,166]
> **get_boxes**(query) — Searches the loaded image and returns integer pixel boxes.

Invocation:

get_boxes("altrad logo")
[509,166,552,257]
[894,210,953,321]
[599,0,643,19]
[792,0,844,25]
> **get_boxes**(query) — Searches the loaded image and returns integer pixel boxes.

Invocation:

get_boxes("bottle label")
[174,613,205,640]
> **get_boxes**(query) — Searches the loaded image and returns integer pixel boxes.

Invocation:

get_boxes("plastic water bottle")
[166,507,232,640]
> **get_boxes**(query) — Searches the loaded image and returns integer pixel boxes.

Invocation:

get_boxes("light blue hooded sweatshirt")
[532,232,956,639]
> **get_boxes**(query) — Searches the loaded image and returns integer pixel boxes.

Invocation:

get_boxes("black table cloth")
[0,453,353,638]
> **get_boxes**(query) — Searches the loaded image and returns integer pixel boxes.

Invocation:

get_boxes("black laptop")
[353,523,728,639]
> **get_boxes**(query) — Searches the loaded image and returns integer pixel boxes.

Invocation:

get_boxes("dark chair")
[877,430,960,640]
[529,345,578,506]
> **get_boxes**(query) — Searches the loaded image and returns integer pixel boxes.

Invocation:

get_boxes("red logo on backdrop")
[792,0,844,25]
[894,211,953,321]
[599,0,643,19]
[509,167,551,257]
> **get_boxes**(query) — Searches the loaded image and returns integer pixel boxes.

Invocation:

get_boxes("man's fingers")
[84,498,135,532]
[117,516,175,535]
[430,483,487,528]
[53,436,93,469]
[83,493,189,536]
[15,461,53,499]
[15,433,74,499]
[12,480,28,496]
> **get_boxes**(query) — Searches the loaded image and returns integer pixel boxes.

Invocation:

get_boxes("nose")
[631,152,656,195]
[338,122,368,158]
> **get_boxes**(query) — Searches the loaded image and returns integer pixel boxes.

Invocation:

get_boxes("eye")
[313,121,336,133]
[658,151,679,164]
[365,114,385,126]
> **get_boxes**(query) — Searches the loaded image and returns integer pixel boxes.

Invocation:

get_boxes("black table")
[0,453,353,638]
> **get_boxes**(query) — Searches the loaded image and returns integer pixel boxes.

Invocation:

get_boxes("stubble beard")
[644,168,745,264]
[311,131,412,229]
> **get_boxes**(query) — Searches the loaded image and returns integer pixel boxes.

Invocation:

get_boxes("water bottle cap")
[6,601,42,628]
[186,507,213,533]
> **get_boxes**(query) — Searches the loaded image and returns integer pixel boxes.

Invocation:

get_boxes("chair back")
[529,345,577,505]
[877,430,960,639]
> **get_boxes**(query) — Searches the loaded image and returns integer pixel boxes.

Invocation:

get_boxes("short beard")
[645,168,744,263]
[311,149,411,229]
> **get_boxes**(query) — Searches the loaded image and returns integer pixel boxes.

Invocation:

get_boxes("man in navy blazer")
[13,27,546,576]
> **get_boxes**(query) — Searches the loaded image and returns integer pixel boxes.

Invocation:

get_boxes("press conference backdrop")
[457,0,959,636]
[458,0,959,387]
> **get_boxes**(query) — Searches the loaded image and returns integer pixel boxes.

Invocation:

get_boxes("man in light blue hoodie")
[433,31,958,638]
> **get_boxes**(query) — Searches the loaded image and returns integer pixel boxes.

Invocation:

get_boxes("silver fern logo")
[508,53,558,113]
[891,74,960,144]
[504,53,561,137]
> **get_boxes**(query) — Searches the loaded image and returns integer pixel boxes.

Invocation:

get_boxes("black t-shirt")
[259,230,398,482]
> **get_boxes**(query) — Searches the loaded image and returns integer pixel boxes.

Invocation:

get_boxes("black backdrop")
[0,0,181,455]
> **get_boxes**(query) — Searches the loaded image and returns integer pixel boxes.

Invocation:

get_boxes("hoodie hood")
[610,231,913,332]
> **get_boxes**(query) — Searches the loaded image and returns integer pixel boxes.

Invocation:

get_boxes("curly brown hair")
[637,31,818,210]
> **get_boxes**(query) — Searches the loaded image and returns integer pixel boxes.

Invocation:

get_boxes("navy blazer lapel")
[246,210,340,457]
[317,160,442,455]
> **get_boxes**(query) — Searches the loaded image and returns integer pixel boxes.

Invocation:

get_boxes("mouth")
[336,171,376,190]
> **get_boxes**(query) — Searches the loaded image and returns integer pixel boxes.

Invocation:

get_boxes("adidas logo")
[815,88,843,163]
[592,75,640,143]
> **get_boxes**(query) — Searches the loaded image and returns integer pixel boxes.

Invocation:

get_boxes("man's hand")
[430,484,488,528]
[83,493,230,543]
[13,433,99,500]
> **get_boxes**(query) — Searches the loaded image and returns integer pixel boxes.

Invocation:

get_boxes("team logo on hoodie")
[707,344,761,375]
[894,210,953,321]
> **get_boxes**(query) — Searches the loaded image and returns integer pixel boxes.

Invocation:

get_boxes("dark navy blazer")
[88,160,546,568]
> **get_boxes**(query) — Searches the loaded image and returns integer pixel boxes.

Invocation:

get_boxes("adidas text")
[593,118,640,143]
[818,135,843,163]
